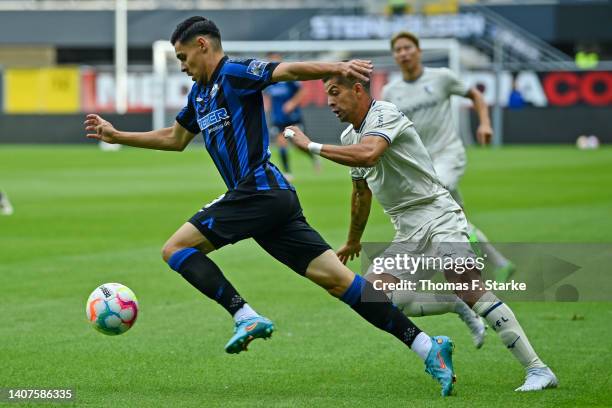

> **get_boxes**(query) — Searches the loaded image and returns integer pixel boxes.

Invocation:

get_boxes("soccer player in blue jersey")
[84,16,457,396]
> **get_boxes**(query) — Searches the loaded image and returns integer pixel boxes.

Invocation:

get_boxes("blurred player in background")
[263,52,320,181]
[286,73,558,392]
[85,16,457,396]
[383,32,516,283]
[0,190,14,215]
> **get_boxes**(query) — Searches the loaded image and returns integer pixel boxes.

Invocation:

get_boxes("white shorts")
[366,209,475,281]
[431,147,466,206]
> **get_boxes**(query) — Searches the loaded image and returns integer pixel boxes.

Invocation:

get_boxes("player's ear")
[354,82,364,96]
[196,36,208,51]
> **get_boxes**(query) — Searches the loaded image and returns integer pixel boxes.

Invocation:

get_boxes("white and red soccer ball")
[86,283,139,335]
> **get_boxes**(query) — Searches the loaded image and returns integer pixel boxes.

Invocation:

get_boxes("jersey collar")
[207,55,228,86]
[402,67,425,83]
[356,99,377,133]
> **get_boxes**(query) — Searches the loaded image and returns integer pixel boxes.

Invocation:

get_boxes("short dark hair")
[322,75,370,93]
[171,16,221,46]
[390,31,420,50]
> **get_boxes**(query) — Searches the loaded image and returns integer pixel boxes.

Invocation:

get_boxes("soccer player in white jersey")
[285,74,557,392]
[382,32,515,283]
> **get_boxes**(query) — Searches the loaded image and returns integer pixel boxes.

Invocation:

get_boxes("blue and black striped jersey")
[176,56,293,192]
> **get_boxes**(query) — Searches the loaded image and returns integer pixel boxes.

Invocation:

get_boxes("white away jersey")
[382,67,469,156]
[340,100,460,235]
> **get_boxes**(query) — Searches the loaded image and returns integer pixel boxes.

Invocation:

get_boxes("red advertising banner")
[77,68,612,113]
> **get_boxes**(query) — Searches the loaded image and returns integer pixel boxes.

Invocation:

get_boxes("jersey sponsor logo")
[197,108,229,130]
[247,60,268,77]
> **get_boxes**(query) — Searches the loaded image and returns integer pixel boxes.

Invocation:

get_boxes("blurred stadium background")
[1,1,611,407]
[0,0,610,144]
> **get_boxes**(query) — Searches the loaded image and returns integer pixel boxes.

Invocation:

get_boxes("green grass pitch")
[1,145,611,407]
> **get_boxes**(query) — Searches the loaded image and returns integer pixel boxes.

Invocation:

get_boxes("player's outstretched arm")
[337,179,372,264]
[272,60,373,83]
[84,114,196,151]
[466,88,493,145]
[285,126,388,167]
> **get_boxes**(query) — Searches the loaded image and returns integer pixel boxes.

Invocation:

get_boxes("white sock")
[233,303,259,323]
[391,290,461,316]
[472,292,545,370]
[411,331,433,361]
[470,223,510,269]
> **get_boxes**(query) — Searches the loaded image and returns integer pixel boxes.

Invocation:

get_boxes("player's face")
[325,79,358,123]
[392,37,421,72]
[174,38,207,83]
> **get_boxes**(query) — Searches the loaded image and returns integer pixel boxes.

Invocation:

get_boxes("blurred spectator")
[387,0,409,15]
[0,191,14,215]
[263,52,319,180]
[507,77,526,110]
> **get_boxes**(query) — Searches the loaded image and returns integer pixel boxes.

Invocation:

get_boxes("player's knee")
[323,272,355,297]
[161,242,182,264]
[305,250,355,296]
[306,268,348,296]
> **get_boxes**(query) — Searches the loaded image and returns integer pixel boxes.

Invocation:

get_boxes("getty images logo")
[198,108,229,131]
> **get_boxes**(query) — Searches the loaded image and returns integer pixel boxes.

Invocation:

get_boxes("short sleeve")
[443,68,469,97]
[175,86,200,134]
[223,59,280,94]
[362,106,405,145]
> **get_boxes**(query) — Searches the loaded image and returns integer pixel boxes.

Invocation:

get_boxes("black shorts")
[188,189,331,275]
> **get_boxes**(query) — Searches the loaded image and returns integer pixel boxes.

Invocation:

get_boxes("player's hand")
[283,125,310,152]
[476,123,493,145]
[84,114,119,143]
[337,241,362,264]
[338,60,373,83]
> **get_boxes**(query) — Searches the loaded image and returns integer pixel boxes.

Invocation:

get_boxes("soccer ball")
[86,283,139,335]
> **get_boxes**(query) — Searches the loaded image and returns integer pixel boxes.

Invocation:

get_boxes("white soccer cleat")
[456,303,486,348]
[515,366,558,392]
[0,192,14,216]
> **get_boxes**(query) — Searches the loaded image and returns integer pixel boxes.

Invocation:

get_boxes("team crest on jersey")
[424,85,433,94]
[247,60,268,77]
[210,83,219,98]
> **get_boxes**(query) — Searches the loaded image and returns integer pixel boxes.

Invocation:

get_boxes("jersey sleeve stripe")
[363,131,391,145]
